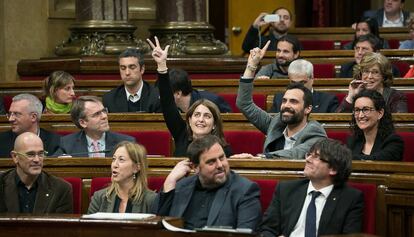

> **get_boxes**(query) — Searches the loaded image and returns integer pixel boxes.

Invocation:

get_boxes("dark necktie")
[305,191,321,237]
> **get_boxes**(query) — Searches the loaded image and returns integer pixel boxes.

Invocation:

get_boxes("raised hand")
[163,158,192,192]
[146,36,170,71]
[243,40,271,78]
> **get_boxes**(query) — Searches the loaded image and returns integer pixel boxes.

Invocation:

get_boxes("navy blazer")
[259,179,364,237]
[269,91,338,113]
[102,81,161,113]
[54,130,135,157]
[347,133,404,161]
[190,89,232,113]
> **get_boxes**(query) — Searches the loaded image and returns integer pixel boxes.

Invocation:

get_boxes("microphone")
[49,149,112,158]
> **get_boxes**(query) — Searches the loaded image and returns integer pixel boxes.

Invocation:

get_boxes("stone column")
[149,0,228,55]
[55,0,149,56]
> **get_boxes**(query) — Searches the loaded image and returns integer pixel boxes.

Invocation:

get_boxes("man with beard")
[54,96,134,157]
[258,138,364,236]
[363,0,409,27]
[156,135,261,230]
[235,41,326,159]
[255,35,301,79]
[242,7,293,53]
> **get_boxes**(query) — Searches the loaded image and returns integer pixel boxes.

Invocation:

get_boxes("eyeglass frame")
[361,68,382,78]
[12,150,48,159]
[352,106,376,116]
[86,107,109,119]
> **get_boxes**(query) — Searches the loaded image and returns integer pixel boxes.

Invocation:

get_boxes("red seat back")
[2,95,13,113]
[301,40,336,50]
[326,130,351,144]
[387,39,400,49]
[314,64,335,78]
[252,179,278,213]
[397,131,414,162]
[393,61,410,76]
[63,177,82,214]
[224,130,265,155]
[405,92,414,113]
[335,92,347,103]
[148,176,166,192]
[120,131,172,157]
[218,93,266,113]
[348,182,377,234]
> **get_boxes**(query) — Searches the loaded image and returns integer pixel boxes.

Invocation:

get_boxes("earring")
[133,173,137,180]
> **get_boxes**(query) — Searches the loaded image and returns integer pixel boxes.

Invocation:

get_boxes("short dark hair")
[309,138,353,186]
[284,82,313,109]
[187,135,225,165]
[118,48,145,67]
[169,68,193,95]
[277,35,301,54]
[354,33,381,52]
[272,7,293,20]
[70,96,102,129]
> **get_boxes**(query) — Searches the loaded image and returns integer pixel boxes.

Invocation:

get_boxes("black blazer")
[102,81,161,113]
[190,90,232,113]
[269,91,338,113]
[259,179,364,237]
[347,133,404,161]
[0,129,61,158]
[363,8,410,27]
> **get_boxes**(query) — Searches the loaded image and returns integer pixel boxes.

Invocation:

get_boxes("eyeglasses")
[88,108,108,118]
[14,151,48,159]
[361,69,382,78]
[353,107,375,115]
[6,112,23,119]
[305,152,328,162]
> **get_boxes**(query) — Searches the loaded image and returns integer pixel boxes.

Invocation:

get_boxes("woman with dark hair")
[337,52,407,113]
[88,141,156,213]
[146,36,232,157]
[343,17,389,50]
[347,89,404,161]
[43,71,76,114]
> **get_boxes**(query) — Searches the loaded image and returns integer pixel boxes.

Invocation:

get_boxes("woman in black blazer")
[347,89,404,161]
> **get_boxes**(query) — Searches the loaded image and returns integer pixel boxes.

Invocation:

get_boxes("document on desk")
[82,212,155,220]
[162,219,196,233]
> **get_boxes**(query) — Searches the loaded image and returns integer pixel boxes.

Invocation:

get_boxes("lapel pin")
[333,197,336,200]
[46,193,49,197]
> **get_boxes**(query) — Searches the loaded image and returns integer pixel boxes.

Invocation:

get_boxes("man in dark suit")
[0,132,73,213]
[259,138,364,236]
[163,68,231,113]
[55,96,134,157]
[0,94,60,158]
[157,135,261,230]
[102,48,161,113]
[269,59,338,113]
[363,0,409,27]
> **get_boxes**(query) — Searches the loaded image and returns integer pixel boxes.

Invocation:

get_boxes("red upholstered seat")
[224,130,265,155]
[252,179,278,213]
[405,92,414,113]
[314,64,335,78]
[326,130,351,144]
[301,40,337,50]
[393,61,410,76]
[148,176,166,192]
[397,131,414,162]
[348,182,376,234]
[218,93,266,113]
[335,92,347,103]
[387,39,400,49]
[2,95,12,113]
[118,131,172,157]
[63,177,82,214]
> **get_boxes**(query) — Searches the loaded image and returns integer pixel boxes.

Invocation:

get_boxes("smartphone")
[263,14,280,23]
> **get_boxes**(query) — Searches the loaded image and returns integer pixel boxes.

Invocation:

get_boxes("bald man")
[0,132,73,214]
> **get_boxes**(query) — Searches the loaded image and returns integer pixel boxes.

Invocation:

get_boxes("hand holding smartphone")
[263,14,280,23]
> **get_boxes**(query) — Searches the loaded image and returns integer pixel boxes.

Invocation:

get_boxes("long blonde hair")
[106,141,151,203]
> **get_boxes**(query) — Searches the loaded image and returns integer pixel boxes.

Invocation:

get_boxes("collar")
[283,122,308,140]
[15,171,40,190]
[86,132,106,147]
[383,10,404,27]
[307,181,334,198]
[125,81,144,101]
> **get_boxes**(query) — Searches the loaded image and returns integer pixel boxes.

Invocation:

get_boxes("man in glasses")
[0,94,61,158]
[258,138,364,236]
[0,132,73,213]
[103,48,161,113]
[269,59,339,113]
[54,96,134,157]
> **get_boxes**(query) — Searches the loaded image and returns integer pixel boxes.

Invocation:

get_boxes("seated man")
[0,94,60,158]
[103,48,161,113]
[157,135,261,230]
[255,34,301,79]
[363,0,409,27]
[259,138,364,236]
[236,41,326,159]
[0,132,73,213]
[163,68,231,113]
[242,7,293,53]
[339,34,400,78]
[55,96,135,157]
[269,59,338,113]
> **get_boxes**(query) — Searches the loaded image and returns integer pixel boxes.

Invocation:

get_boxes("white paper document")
[162,219,196,233]
[82,212,155,220]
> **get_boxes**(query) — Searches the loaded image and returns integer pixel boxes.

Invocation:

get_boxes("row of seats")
[300,39,402,50]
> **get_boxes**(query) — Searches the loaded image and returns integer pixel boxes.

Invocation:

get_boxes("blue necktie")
[305,191,321,237]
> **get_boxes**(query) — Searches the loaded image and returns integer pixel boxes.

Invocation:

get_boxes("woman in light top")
[88,141,156,213]
[347,89,404,161]
[43,71,75,114]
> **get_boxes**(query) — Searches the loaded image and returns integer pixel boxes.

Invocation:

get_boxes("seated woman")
[347,89,404,161]
[343,17,389,50]
[336,52,407,113]
[43,71,75,114]
[88,141,156,213]
[399,17,414,49]
[146,37,232,157]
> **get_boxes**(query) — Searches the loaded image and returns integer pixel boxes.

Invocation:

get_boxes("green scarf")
[45,96,72,114]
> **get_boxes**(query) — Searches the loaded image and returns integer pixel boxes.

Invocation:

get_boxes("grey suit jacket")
[0,169,73,214]
[157,171,261,229]
[87,187,156,214]
[54,130,135,157]
[259,179,364,237]
[236,78,327,159]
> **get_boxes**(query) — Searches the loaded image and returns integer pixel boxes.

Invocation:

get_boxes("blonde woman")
[87,141,156,213]
[43,71,75,114]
